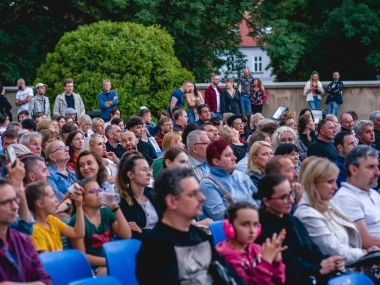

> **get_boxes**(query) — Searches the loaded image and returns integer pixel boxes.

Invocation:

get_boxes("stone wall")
[4,81,380,121]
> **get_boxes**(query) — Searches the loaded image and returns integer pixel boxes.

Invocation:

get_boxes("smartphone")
[6,145,17,168]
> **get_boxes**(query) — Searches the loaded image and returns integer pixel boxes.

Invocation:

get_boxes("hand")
[274,229,286,262]
[194,218,214,227]
[70,184,84,207]
[128,222,142,233]
[261,230,288,264]
[320,256,345,275]
[6,159,25,187]
[265,101,269,105]
[367,246,379,252]
[292,182,304,204]
[105,151,117,161]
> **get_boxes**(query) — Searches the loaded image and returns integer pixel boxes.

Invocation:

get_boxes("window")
[253,56,262,72]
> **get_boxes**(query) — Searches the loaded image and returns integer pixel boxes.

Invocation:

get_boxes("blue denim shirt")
[10,216,34,235]
[98,90,118,121]
[47,164,76,199]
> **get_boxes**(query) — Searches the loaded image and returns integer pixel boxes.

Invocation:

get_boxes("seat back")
[102,239,142,285]
[69,276,122,285]
[39,249,93,285]
[209,220,227,245]
[328,273,375,285]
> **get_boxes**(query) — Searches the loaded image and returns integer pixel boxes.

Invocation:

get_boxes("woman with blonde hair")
[91,118,106,142]
[295,157,378,265]
[78,114,93,138]
[40,129,57,158]
[303,71,324,110]
[151,132,185,178]
[246,141,273,187]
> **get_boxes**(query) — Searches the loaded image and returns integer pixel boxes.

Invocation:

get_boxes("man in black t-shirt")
[136,168,246,285]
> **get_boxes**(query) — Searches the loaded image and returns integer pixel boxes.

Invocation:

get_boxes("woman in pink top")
[216,202,287,285]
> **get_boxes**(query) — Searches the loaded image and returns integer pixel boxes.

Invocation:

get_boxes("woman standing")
[185,82,204,123]
[250,78,268,114]
[303,71,324,110]
[117,155,160,240]
[220,78,242,115]
[66,130,84,171]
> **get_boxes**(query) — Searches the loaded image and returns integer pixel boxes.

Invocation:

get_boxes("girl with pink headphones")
[216,202,287,284]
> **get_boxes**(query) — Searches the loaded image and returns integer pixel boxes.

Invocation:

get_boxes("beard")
[18,86,22,90]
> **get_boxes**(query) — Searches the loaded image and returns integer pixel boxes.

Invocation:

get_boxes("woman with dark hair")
[208,117,223,131]
[250,78,268,114]
[163,147,189,169]
[60,123,78,143]
[0,86,12,121]
[274,143,301,173]
[66,130,84,171]
[105,108,122,127]
[117,155,160,240]
[199,139,257,220]
[76,150,112,191]
[299,108,315,122]
[181,122,200,147]
[221,78,242,115]
[298,114,316,148]
[111,117,125,131]
[185,82,204,123]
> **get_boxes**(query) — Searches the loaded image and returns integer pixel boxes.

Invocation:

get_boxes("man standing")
[53,78,85,117]
[333,131,356,188]
[15,79,33,114]
[173,109,188,133]
[307,119,339,161]
[136,168,244,285]
[0,179,52,284]
[105,125,124,159]
[28,83,51,119]
[205,74,223,119]
[186,130,211,182]
[121,131,137,151]
[195,104,211,126]
[168,81,191,117]
[237,68,254,114]
[325,71,344,116]
[98,79,118,122]
[333,146,380,248]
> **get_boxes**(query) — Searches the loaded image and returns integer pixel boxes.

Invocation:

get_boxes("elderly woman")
[78,114,93,138]
[46,140,76,200]
[92,117,107,142]
[272,126,307,161]
[151,132,185,178]
[250,112,264,133]
[219,124,248,163]
[200,140,257,220]
[247,141,274,188]
[19,132,42,157]
[295,158,378,265]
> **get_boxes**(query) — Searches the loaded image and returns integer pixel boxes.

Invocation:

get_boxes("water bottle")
[99,192,120,206]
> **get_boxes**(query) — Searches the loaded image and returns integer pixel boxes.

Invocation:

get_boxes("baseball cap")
[65,108,77,115]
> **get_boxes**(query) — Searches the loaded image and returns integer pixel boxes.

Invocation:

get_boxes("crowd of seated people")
[4,78,380,285]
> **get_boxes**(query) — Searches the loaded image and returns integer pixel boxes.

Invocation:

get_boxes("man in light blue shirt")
[98,79,118,122]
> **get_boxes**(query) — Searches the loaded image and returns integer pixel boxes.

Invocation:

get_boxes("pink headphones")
[223,219,262,240]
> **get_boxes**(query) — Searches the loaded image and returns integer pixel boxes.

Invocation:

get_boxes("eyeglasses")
[195,142,210,146]
[163,123,173,127]
[51,145,69,154]
[85,188,105,196]
[234,121,246,126]
[287,122,297,127]
[0,196,21,207]
[270,190,295,203]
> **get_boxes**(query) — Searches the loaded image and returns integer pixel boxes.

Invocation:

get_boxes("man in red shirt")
[0,178,52,284]
[204,74,222,119]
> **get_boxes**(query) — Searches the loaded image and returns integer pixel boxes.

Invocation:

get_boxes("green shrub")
[35,21,194,121]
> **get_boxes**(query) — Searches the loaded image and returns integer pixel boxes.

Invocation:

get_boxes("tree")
[248,0,380,81]
[34,21,193,119]
[1,0,251,85]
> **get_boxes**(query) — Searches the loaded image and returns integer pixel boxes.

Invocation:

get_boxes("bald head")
[340,113,354,131]
[243,68,250,77]
[121,131,137,151]
[17,79,26,90]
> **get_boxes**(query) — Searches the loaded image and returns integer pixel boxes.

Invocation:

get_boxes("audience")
[274,143,300,173]
[66,130,84,171]
[163,147,189,169]
[247,141,274,188]
[186,130,211,182]
[334,131,356,187]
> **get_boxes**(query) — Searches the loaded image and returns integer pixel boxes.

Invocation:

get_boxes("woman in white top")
[303,71,324,110]
[295,157,378,265]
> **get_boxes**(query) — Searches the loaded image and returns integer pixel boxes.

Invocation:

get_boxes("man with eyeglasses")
[256,173,345,285]
[0,178,52,284]
[105,125,123,159]
[154,117,173,149]
[307,119,339,161]
[204,74,223,120]
[186,130,211,182]
[195,104,211,127]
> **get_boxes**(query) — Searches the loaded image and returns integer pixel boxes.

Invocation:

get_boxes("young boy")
[25,181,85,252]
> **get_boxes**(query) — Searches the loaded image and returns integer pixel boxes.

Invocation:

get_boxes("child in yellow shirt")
[25,181,85,253]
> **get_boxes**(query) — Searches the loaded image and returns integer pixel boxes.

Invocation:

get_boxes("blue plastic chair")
[328,273,375,285]
[69,276,122,285]
[102,239,142,285]
[209,220,227,246]
[39,249,93,285]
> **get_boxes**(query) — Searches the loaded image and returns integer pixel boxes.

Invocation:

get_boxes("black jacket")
[325,81,344,104]
[120,187,160,241]
[256,209,330,285]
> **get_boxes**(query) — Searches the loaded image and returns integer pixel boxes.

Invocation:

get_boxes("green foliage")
[248,0,380,81]
[34,21,193,120]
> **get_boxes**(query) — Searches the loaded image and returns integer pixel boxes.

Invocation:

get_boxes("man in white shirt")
[15,79,33,114]
[333,145,380,248]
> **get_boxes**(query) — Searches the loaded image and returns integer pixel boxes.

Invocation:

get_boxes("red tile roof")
[239,19,258,47]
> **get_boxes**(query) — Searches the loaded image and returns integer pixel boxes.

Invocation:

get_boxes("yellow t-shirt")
[31,215,67,252]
